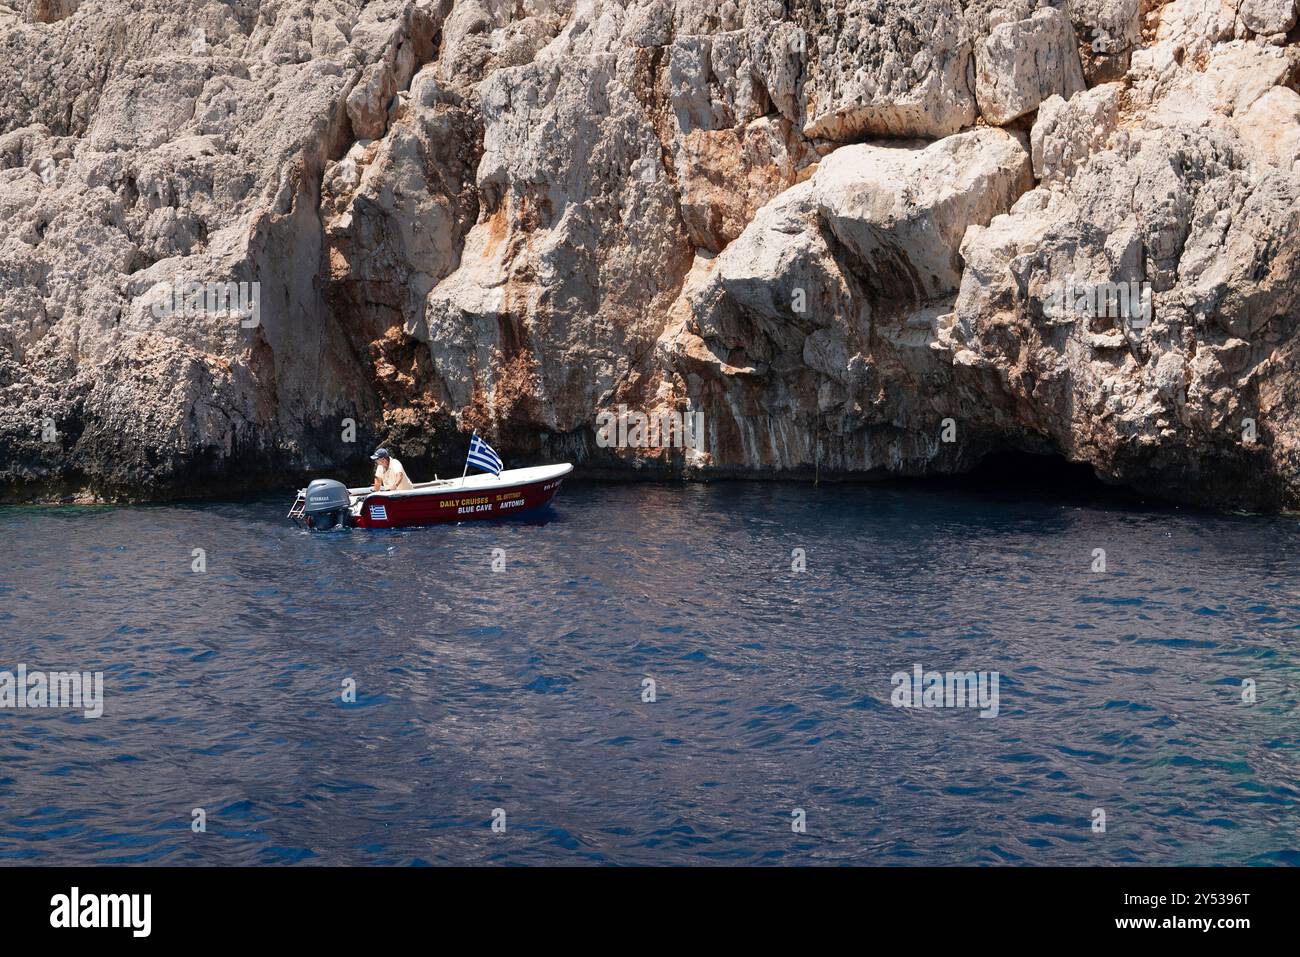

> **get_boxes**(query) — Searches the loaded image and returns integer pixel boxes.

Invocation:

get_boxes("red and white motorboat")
[288,463,573,531]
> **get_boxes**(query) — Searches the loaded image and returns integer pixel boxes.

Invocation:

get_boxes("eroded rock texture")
[0,0,1298,508]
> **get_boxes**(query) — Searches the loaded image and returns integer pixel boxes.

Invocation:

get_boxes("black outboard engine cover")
[303,479,352,530]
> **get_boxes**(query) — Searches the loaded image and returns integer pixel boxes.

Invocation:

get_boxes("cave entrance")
[941,450,1146,507]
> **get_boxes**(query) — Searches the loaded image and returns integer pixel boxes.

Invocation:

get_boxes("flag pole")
[460,430,473,488]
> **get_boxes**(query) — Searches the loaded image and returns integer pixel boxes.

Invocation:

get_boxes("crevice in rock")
[310,10,476,476]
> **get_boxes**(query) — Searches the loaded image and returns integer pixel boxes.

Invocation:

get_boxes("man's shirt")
[374,458,414,491]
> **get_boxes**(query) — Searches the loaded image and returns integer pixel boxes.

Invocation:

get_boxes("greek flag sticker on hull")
[369,504,387,522]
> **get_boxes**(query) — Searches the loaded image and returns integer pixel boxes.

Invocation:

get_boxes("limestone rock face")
[27,0,80,24]
[816,130,1034,302]
[794,0,978,140]
[1238,0,1297,36]
[1030,83,1121,183]
[0,0,449,498]
[974,6,1087,125]
[944,10,1300,509]
[944,124,1300,507]
[660,128,1033,475]
[2,0,1300,510]
[1068,0,1141,84]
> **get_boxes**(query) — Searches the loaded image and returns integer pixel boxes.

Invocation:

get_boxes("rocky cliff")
[1,0,1298,508]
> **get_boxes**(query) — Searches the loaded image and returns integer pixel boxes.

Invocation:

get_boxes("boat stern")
[288,479,355,531]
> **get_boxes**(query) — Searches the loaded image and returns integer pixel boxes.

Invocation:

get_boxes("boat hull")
[291,464,574,530]
[354,473,567,528]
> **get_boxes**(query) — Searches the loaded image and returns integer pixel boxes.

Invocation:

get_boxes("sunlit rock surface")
[1,0,1298,508]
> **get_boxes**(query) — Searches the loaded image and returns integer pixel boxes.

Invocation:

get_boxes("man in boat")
[370,447,414,492]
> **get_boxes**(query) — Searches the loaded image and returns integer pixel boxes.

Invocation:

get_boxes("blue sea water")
[0,480,1298,865]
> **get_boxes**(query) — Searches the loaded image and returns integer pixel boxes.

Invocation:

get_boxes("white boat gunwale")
[332,462,574,500]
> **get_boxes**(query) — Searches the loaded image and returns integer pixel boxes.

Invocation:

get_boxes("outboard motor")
[302,479,352,531]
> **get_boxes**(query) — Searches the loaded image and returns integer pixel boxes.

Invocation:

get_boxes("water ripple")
[1,484,1298,864]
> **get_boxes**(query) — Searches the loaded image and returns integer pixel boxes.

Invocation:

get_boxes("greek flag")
[465,432,503,476]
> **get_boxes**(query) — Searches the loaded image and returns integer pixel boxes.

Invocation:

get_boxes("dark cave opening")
[924,450,1150,508]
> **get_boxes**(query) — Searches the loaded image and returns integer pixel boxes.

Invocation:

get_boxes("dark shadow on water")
[15,452,1227,521]
[903,450,1158,511]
